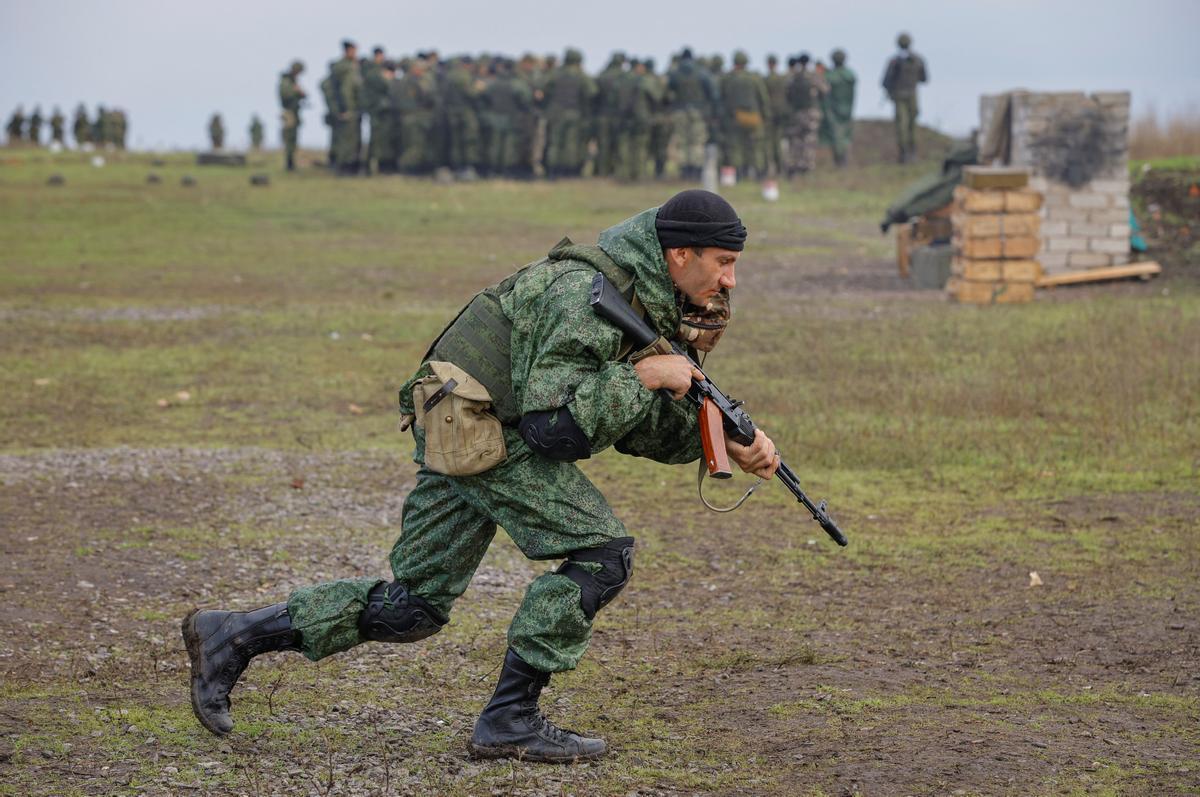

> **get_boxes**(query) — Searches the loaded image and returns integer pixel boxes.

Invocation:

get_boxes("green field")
[1,148,1197,796]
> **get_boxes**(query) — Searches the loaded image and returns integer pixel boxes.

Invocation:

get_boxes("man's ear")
[663,246,688,270]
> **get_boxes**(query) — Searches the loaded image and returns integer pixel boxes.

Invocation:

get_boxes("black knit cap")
[655,189,748,251]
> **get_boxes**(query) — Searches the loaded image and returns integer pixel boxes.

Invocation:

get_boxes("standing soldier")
[112,109,128,149]
[882,32,928,163]
[331,40,365,175]
[373,60,400,174]
[442,56,483,179]
[763,56,789,177]
[361,47,389,175]
[72,104,91,147]
[208,113,225,150]
[480,59,534,178]
[819,49,856,168]
[593,52,626,178]
[645,59,672,179]
[667,48,719,181]
[28,106,43,146]
[50,107,65,146]
[612,58,657,182]
[249,115,264,150]
[394,56,439,175]
[540,48,596,178]
[4,106,23,145]
[720,51,770,180]
[279,60,306,171]
[784,54,823,176]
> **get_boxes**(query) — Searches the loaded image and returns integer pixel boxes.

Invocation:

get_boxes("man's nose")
[720,267,736,289]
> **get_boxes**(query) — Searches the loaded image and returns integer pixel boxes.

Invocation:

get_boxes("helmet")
[732,50,749,66]
[564,48,583,65]
[831,49,846,66]
[289,60,304,74]
[897,33,912,49]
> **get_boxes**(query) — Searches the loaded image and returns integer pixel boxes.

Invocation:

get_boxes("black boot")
[468,649,607,763]
[181,603,300,736]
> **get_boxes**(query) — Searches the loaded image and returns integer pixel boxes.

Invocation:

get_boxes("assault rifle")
[589,273,847,546]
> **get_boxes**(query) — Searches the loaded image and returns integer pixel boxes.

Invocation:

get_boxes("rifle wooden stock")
[699,397,733,479]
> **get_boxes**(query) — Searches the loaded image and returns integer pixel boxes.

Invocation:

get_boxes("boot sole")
[181,610,231,737]
[467,741,606,764]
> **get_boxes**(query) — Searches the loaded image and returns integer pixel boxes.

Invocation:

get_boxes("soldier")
[480,59,534,178]
[763,56,789,177]
[540,48,596,178]
[667,48,720,181]
[593,52,626,178]
[112,109,128,150]
[393,56,439,175]
[373,60,400,174]
[819,49,856,168]
[50,107,65,145]
[442,56,483,179]
[72,104,90,147]
[249,115,264,150]
[330,40,365,175]
[28,107,43,146]
[645,59,672,179]
[279,60,306,171]
[362,47,389,175]
[4,106,23,145]
[208,113,225,150]
[720,51,770,180]
[882,32,928,163]
[613,59,659,182]
[182,187,777,763]
[784,54,823,176]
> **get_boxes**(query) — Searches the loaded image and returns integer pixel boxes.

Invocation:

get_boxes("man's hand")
[726,428,779,480]
[633,354,703,400]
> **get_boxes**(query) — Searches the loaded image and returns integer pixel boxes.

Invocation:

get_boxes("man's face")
[346,45,358,60]
[666,247,739,305]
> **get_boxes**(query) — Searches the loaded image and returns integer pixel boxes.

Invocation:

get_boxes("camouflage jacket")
[400,208,701,465]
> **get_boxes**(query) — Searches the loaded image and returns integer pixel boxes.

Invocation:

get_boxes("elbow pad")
[519,406,592,462]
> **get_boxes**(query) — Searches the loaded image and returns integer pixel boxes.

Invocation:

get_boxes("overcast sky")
[2,0,1197,151]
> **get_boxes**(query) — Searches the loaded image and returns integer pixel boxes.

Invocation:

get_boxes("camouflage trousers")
[333,113,362,168]
[893,97,919,161]
[785,109,821,174]
[545,110,588,176]
[286,425,629,673]
[669,108,708,170]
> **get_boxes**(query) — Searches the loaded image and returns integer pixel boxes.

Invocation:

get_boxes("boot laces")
[524,705,580,746]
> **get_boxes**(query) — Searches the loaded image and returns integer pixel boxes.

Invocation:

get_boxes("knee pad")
[358,581,447,644]
[556,537,635,621]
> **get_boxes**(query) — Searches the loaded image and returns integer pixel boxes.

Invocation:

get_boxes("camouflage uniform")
[4,107,22,145]
[28,107,43,146]
[393,63,438,174]
[593,54,626,178]
[278,62,306,170]
[764,59,790,176]
[362,56,392,172]
[882,34,927,163]
[249,115,264,150]
[442,59,483,174]
[613,63,660,182]
[49,108,65,145]
[666,53,719,180]
[72,104,90,147]
[541,50,597,177]
[645,62,672,179]
[208,113,224,150]
[331,55,365,172]
[819,51,856,167]
[720,52,770,178]
[286,208,701,673]
[784,63,822,175]
[480,64,534,177]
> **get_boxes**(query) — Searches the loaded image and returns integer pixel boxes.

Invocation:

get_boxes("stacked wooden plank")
[947,167,1044,305]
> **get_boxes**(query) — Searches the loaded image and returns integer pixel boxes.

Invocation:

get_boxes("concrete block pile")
[947,168,1043,304]
[979,91,1131,275]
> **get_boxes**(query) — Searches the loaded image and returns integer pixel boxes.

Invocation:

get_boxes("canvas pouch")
[412,361,507,476]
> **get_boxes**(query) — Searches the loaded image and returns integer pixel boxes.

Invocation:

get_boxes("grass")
[1,145,1197,795]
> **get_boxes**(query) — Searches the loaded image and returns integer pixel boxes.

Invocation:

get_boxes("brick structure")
[979,91,1131,275]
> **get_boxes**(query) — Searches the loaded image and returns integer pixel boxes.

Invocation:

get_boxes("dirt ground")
[1,161,1197,796]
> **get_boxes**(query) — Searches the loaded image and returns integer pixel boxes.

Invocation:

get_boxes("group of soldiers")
[276,38,921,180]
[205,113,267,151]
[4,104,128,149]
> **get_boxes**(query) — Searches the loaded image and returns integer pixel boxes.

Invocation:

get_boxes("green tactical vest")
[423,238,636,425]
